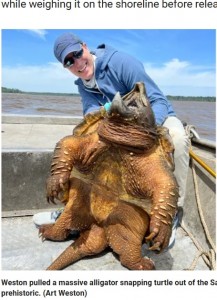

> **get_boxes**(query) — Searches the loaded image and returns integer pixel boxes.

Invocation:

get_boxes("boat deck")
[1,215,209,271]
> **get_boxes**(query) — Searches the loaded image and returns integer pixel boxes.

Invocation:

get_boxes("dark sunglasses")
[64,48,84,68]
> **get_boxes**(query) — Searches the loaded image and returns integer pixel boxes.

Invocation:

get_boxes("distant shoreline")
[2,88,216,102]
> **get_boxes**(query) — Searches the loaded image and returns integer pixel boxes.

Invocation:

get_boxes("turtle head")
[109,82,156,128]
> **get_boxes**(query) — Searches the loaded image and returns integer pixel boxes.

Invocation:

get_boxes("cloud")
[2,59,216,96]
[144,58,216,96]
[25,29,48,40]
[2,62,78,93]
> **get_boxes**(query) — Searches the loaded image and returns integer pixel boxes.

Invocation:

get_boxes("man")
[33,32,190,246]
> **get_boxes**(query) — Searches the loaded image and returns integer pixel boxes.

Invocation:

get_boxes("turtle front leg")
[40,177,94,241]
[46,135,78,204]
[46,133,108,204]
[146,178,179,251]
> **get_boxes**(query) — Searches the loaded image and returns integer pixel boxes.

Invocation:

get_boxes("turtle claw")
[38,224,57,242]
[146,227,159,241]
[50,197,56,204]
[47,196,56,204]
[146,231,156,241]
[38,232,46,242]
[148,242,161,251]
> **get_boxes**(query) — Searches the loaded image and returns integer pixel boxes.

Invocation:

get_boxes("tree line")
[2,87,216,102]
[167,95,215,102]
[2,87,79,97]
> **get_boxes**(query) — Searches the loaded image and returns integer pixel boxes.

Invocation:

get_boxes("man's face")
[65,44,94,80]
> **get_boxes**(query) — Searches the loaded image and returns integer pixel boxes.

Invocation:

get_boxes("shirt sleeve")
[78,85,102,115]
[111,52,172,125]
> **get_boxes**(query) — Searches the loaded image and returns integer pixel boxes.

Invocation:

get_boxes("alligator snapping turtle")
[39,82,179,270]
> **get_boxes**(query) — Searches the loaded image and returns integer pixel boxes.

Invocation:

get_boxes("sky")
[1,29,216,96]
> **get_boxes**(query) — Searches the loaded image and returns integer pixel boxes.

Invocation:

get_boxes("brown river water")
[2,93,216,141]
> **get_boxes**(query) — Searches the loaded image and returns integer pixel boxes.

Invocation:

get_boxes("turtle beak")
[108,82,156,128]
[109,92,133,118]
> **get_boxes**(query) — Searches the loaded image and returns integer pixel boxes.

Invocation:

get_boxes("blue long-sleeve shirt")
[75,44,176,125]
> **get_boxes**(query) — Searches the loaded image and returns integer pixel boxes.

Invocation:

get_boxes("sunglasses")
[64,48,84,68]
